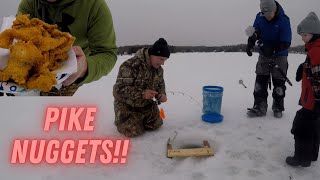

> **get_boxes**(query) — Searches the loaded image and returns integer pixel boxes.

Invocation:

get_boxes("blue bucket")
[202,86,224,123]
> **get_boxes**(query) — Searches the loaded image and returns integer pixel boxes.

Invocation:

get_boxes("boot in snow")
[286,156,300,167]
[247,105,267,117]
[272,99,283,118]
[273,110,283,118]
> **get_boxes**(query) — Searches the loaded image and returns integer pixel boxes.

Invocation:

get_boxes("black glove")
[246,45,253,56]
[296,63,303,82]
[246,34,258,57]
[260,46,274,59]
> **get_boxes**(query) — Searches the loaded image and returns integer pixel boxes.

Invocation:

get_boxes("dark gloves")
[246,33,259,57]
[246,45,253,56]
[260,46,274,59]
[296,63,304,82]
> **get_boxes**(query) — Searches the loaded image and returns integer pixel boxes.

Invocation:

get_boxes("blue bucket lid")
[203,86,223,93]
[202,113,223,123]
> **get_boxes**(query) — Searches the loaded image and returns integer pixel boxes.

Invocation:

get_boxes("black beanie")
[148,38,170,58]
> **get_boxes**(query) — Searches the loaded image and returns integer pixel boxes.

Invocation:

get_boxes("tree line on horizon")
[117,44,305,55]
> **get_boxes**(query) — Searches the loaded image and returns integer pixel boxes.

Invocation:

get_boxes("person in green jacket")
[16,0,117,96]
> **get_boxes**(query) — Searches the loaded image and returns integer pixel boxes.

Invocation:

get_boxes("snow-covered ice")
[0,52,319,180]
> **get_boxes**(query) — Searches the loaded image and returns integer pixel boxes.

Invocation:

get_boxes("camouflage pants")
[40,83,81,96]
[114,101,163,137]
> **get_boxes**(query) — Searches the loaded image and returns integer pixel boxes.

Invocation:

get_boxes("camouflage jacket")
[113,48,166,108]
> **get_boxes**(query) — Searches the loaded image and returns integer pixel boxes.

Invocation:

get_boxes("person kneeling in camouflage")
[113,38,170,137]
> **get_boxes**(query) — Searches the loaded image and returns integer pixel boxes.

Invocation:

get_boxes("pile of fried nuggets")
[0,14,75,92]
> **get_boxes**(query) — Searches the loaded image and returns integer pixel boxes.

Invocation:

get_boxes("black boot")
[249,75,269,117]
[272,78,286,118]
[300,161,311,167]
[285,156,311,167]
[273,110,283,118]
[298,139,312,167]
[272,99,284,118]
[286,155,311,167]
[286,138,302,167]
[247,103,267,117]
[312,134,319,161]
[286,156,300,166]
[286,138,311,167]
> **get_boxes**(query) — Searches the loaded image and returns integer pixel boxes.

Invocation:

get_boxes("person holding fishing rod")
[113,38,170,137]
[245,0,292,118]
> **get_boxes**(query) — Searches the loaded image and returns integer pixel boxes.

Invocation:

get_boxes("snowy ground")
[0,52,319,180]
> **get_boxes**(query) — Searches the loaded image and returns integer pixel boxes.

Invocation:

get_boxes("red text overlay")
[11,107,130,164]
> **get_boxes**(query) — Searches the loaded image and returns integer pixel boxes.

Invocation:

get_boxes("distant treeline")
[117,44,306,55]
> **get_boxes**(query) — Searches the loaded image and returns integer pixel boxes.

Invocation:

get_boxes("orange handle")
[160,108,166,120]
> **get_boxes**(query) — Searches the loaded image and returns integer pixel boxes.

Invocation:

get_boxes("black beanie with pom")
[148,38,170,58]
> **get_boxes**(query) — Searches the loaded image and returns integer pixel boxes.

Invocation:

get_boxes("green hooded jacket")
[18,0,117,84]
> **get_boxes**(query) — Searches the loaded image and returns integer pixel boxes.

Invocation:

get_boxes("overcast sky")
[2,0,320,46]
